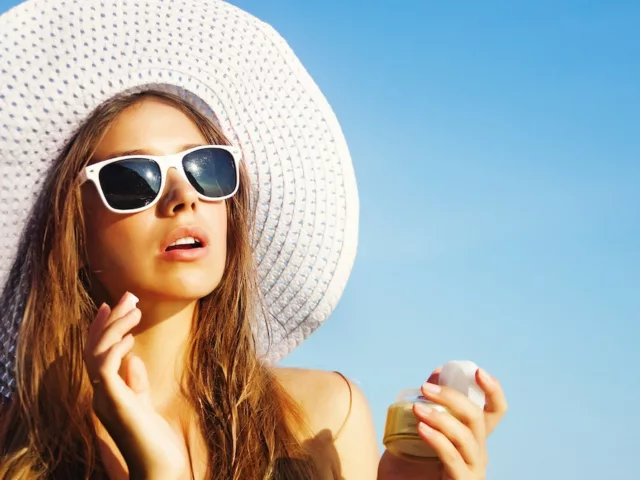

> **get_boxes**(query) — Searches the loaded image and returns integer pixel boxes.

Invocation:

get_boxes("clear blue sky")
[1,1,639,479]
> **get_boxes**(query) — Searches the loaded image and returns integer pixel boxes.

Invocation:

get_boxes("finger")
[86,303,112,348]
[426,366,442,385]
[92,307,142,357]
[86,292,138,352]
[103,291,139,332]
[421,382,486,444]
[84,303,112,377]
[477,368,508,435]
[124,355,153,410]
[96,333,135,392]
[414,404,481,466]
[417,422,468,479]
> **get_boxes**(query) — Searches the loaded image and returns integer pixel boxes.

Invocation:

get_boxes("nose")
[158,167,199,215]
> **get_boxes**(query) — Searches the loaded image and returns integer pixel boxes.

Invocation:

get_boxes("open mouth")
[165,236,204,251]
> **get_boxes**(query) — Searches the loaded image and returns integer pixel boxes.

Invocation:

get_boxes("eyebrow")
[102,143,206,161]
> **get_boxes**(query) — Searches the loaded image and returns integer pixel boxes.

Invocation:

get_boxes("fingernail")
[126,292,139,306]
[414,403,433,417]
[94,303,109,319]
[478,368,494,386]
[418,422,434,436]
[422,382,441,395]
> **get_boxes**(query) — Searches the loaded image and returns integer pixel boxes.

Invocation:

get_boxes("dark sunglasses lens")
[99,159,161,210]
[182,148,238,199]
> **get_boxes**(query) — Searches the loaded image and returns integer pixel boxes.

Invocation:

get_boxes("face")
[81,97,228,304]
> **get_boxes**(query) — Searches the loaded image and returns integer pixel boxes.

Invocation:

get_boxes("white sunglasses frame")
[78,144,242,214]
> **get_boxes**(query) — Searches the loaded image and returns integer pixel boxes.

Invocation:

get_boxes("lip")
[159,224,210,262]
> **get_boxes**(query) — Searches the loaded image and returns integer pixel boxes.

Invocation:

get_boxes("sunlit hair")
[0,89,318,478]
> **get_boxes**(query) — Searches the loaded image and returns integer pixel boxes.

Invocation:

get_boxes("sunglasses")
[79,145,241,213]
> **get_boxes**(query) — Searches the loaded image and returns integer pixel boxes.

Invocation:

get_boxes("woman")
[0,1,506,479]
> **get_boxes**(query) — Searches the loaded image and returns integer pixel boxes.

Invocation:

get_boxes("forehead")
[92,97,207,162]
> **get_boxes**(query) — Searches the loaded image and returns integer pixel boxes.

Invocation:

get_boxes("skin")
[81,98,507,479]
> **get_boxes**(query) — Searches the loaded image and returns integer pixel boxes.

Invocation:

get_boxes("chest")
[95,418,208,480]
[96,427,338,480]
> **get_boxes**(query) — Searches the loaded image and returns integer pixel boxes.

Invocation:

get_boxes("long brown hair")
[0,89,318,479]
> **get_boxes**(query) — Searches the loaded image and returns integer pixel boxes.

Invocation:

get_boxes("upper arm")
[330,375,380,479]
[277,367,381,479]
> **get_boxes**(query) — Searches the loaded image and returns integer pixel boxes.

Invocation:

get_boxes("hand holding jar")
[381,361,508,480]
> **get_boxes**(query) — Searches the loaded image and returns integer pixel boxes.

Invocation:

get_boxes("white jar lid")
[439,360,485,408]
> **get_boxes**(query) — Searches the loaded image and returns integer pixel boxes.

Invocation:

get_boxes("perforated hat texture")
[0,0,359,399]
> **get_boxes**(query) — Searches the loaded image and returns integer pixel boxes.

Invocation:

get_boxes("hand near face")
[83,292,187,480]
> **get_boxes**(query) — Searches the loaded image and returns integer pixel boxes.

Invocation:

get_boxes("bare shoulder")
[274,367,357,436]
[274,367,380,479]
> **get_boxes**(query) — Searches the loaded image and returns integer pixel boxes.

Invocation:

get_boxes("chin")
[133,268,223,300]
[157,277,221,300]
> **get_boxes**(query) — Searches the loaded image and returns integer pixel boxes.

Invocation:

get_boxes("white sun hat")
[0,0,359,399]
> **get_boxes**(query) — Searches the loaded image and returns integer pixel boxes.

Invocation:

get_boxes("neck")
[130,297,196,414]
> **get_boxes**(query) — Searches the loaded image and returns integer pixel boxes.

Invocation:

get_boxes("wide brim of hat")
[0,0,358,383]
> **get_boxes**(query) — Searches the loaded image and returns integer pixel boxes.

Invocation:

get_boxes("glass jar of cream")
[382,388,444,462]
[382,360,485,462]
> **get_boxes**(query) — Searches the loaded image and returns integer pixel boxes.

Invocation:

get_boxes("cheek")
[82,187,111,265]
[82,187,154,276]
[204,204,228,278]
[214,206,228,257]
[85,210,155,273]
